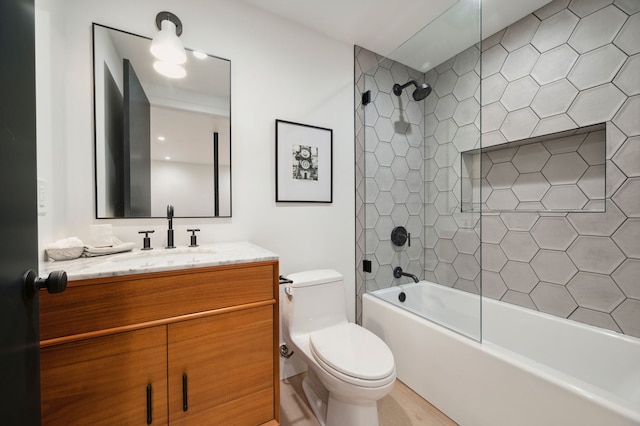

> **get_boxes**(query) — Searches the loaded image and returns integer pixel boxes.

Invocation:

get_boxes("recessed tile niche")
[461,123,605,212]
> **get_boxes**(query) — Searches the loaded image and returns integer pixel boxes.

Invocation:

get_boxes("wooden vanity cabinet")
[39,261,280,426]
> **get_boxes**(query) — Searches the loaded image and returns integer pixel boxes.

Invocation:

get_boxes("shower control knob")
[391,226,408,246]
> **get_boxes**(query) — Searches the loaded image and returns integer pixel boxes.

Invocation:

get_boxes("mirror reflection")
[93,23,231,218]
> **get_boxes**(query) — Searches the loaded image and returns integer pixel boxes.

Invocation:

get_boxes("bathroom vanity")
[39,242,280,425]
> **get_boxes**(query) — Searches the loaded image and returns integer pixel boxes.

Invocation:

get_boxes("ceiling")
[238,0,554,71]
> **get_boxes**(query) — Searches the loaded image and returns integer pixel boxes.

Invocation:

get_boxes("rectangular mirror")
[93,23,231,218]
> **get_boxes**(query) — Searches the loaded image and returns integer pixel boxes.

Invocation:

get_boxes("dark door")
[0,0,41,423]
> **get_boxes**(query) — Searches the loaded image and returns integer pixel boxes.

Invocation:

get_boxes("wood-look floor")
[280,373,457,426]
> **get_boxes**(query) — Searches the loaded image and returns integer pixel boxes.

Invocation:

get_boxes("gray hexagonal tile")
[434,69,458,97]
[405,101,424,125]
[374,190,395,215]
[614,55,640,97]
[500,108,539,141]
[487,146,518,164]
[406,193,423,216]
[578,130,606,165]
[612,259,640,301]
[501,45,540,82]
[482,102,508,133]
[567,235,626,274]
[435,167,458,192]
[453,228,479,255]
[482,271,508,299]
[531,250,578,284]
[501,76,540,112]
[568,0,613,17]
[512,173,551,202]
[531,282,578,317]
[501,261,539,292]
[531,217,578,250]
[614,12,640,56]
[390,158,409,183]
[390,180,409,204]
[454,71,480,101]
[541,152,589,184]
[453,124,480,152]
[453,254,480,280]
[482,73,508,105]
[374,215,394,241]
[435,94,457,120]
[434,144,457,168]
[501,290,537,309]
[568,44,627,91]
[607,160,627,197]
[454,45,480,76]
[577,165,605,199]
[374,91,395,118]
[512,143,551,173]
[501,231,540,262]
[614,0,640,14]
[482,243,508,272]
[531,79,579,119]
[391,204,410,227]
[374,117,395,142]
[374,167,394,191]
[541,186,588,210]
[482,215,508,243]
[435,215,458,239]
[569,83,627,126]
[434,190,457,215]
[374,67,395,94]
[453,98,479,127]
[544,133,587,154]
[612,178,640,217]
[531,44,579,86]
[434,261,458,287]
[612,219,640,258]
[487,189,519,210]
[434,118,458,144]
[375,241,397,265]
[568,5,628,54]
[531,9,580,53]
[567,199,625,236]
[406,170,424,193]
[502,14,541,52]
[532,114,578,137]
[483,44,508,77]
[613,96,640,137]
[487,162,519,189]
[390,134,410,158]
[612,299,640,337]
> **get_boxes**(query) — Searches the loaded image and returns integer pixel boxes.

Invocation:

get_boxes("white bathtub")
[363,282,640,426]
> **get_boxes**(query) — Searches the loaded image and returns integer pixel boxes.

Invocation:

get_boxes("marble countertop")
[40,241,279,281]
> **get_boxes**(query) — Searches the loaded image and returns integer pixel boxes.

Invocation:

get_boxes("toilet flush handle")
[285,286,293,297]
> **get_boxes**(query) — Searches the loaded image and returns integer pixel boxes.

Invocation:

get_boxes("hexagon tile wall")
[355,0,639,337]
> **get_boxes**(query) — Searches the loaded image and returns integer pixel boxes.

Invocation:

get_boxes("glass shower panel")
[360,0,482,341]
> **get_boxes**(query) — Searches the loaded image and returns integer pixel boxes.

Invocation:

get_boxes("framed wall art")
[275,119,333,203]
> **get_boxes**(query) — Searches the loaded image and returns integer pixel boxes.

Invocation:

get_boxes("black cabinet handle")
[182,373,188,412]
[146,384,152,424]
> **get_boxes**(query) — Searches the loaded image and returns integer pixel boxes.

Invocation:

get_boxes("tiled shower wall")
[354,48,428,324]
[355,0,639,337]
[479,0,639,337]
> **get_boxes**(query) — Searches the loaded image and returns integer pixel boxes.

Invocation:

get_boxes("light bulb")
[153,61,186,79]
[150,20,187,64]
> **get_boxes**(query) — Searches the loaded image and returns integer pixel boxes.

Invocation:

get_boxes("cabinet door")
[41,326,168,425]
[168,306,275,425]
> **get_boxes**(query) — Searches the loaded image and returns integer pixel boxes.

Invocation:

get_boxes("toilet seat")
[309,323,395,387]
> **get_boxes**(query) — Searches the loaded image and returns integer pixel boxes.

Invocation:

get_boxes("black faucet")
[166,204,175,249]
[393,266,419,283]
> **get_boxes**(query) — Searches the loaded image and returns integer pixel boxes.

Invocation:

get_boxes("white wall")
[35,0,356,320]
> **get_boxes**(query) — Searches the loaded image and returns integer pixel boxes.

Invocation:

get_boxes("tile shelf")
[461,123,606,213]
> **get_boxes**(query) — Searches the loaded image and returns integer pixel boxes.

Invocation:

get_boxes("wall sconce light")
[151,11,187,79]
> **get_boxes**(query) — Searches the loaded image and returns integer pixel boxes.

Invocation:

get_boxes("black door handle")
[23,269,67,299]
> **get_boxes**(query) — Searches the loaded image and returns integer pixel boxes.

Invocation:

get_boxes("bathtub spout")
[393,267,419,283]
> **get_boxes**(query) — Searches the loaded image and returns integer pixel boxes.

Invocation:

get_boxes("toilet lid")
[309,323,395,380]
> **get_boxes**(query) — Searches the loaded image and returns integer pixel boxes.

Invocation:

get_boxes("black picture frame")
[275,119,333,203]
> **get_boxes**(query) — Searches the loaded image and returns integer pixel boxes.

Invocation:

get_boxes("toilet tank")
[283,269,348,337]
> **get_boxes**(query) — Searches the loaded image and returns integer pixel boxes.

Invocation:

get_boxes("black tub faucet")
[166,204,175,249]
[393,266,419,283]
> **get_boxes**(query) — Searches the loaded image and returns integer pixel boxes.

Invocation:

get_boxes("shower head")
[392,80,432,101]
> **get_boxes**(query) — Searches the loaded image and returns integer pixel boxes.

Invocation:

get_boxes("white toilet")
[282,269,396,426]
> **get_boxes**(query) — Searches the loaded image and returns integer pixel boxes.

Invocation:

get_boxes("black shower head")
[392,80,432,101]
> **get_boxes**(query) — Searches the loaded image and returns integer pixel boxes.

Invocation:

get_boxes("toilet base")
[301,369,381,426]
